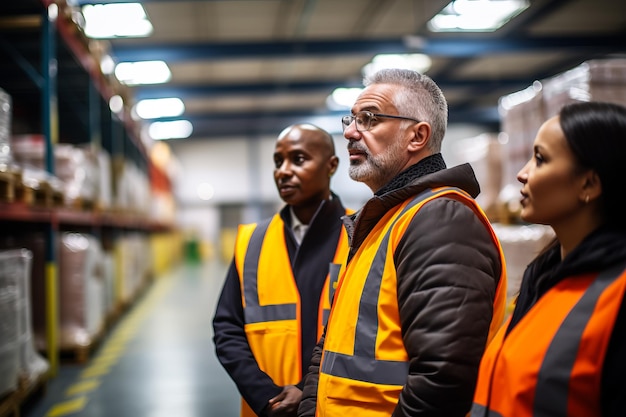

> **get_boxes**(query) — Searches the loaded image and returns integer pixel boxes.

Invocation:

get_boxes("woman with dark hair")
[471,101,626,417]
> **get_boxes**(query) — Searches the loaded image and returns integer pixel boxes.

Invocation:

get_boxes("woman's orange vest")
[317,187,507,417]
[234,213,350,417]
[471,263,626,417]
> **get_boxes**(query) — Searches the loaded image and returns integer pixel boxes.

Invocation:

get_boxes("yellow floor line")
[45,396,88,417]
[44,273,178,416]
[65,379,100,396]
[80,364,111,378]
[98,342,127,353]
[89,355,120,367]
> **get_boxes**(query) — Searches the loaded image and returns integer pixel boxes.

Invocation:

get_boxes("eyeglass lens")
[342,112,371,132]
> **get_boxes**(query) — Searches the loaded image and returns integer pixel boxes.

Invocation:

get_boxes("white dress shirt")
[290,207,309,245]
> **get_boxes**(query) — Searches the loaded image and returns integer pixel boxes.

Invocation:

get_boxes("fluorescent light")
[499,80,542,111]
[362,54,432,77]
[428,0,529,32]
[82,3,153,38]
[48,4,58,21]
[149,120,193,140]
[197,183,215,201]
[326,88,363,110]
[115,61,171,85]
[135,98,185,119]
[100,55,115,75]
[109,95,124,114]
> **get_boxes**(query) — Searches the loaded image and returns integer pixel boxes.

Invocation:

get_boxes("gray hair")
[363,69,448,152]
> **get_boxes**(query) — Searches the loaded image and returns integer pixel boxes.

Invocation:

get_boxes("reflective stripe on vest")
[242,217,297,324]
[236,210,349,417]
[322,262,342,325]
[241,211,351,330]
[470,403,504,417]
[321,187,456,386]
[471,261,626,417]
[534,262,626,415]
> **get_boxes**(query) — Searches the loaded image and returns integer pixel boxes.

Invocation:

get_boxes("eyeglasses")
[341,111,420,132]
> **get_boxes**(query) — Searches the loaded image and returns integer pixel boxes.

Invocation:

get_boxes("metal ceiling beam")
[152,106,500,140]
[110,35,626,63]
[132,78,531,100]
[75,0,257,3]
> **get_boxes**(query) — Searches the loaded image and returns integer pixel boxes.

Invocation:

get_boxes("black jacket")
[298,155,503,417]
[213,193,348,416]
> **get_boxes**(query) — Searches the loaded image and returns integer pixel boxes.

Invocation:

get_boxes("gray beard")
[348,139,405,190]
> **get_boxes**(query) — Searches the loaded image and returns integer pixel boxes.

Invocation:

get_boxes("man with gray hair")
[297,69,507,417]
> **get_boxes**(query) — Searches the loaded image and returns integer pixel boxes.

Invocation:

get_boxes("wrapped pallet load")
[0,250,20,396]
[14,249,49,383]
[0,87,22,204]
[0,249,49,395]
[58,233,106,351]
[492,224,555,315]
[542,59,626,118]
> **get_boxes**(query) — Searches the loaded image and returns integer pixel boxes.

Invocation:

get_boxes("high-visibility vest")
[317,187,507,417]
[234,212,350,417]
[471,262,626,417]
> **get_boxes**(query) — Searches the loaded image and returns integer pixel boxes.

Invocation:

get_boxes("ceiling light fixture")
[428,0,529,32]
[326,88,363,110]
[115,61,172,86]
[100,54,115,75]
[135,98,185,120]
[149,120,193,140]
[197,182,215,201]
[82,3,153,38]
[362,53,432,77]
[108,95,124,114]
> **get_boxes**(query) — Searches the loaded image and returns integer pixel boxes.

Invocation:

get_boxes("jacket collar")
[343,158,481,254]
[374,153,447,196]
[508,226,626,334]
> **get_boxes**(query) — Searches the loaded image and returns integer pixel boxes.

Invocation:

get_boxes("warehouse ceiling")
[2,0,626,141]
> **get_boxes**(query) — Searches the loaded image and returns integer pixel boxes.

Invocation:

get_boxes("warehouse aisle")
[23,260,240,417]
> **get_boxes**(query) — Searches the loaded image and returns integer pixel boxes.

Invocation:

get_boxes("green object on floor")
[185,239,201,263]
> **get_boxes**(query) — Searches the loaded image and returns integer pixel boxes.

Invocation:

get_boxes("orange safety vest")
[471,262,626,417]
[318,187,507,417]
[234,212,350,417]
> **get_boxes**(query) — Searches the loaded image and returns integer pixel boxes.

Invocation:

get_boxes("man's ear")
[328,155,339,176]
[407,122,430,152]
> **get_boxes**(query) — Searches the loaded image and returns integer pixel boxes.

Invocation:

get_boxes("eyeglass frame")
[341,111,420,132]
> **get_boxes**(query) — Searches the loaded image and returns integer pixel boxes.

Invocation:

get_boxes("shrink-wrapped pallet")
[10,138,104,208]
[9,134,44,169]
[492,224,555,307]
[114,233,151,306]
[96,149,112,210]
[496,59,626,223]
[58,233,105,349]
[0,88,21,204]
[0,248,48,393]
[498,82,544,191]
[102,251,115,318]
[448,133,503,220]
[543,59,626,118]
[54,144,99,207]
[0,250,20,396]
[0,88,11,165]
[113,159,150,214]
[0,234,46,351]
[13,249,49,382]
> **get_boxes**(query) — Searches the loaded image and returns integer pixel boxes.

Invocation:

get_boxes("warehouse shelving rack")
[0,0,174,382]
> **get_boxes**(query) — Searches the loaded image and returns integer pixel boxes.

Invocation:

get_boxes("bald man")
[213,124,352,417]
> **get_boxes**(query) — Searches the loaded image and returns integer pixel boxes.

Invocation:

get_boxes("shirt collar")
[290,206,308,245]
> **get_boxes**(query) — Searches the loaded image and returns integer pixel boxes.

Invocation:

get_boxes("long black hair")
[559,101,626,230]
